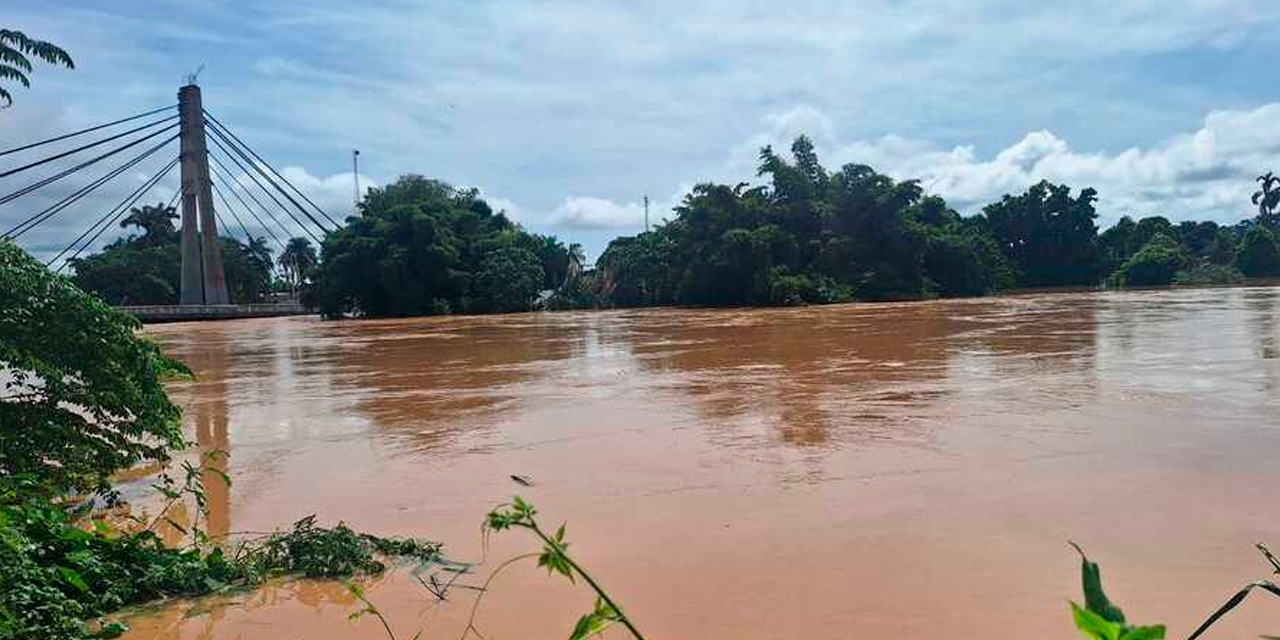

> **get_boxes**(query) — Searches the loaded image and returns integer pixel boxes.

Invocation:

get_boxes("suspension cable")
[205,132,321,244]
[53,156,180,272]
[204,121,333,235]
[3,133,178,240]
[204,109,342,228]
[0,105,176,158]
[209,157,299,248]
[210,170,284,250]
[0,122,181,207]
[0,113,180,180]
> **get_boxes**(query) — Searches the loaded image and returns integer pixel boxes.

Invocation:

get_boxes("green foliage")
[1110,233,1188,287]
[278,237,318,291]
[473,247,544,313]
[1236,225,1280,277]
[1068,544,1165,640]
[923,226,1015,296]
[0,479,441,640]
[0,241,188,496]
[981,180,1101,287]
[478,497,646,640]
[313,175,559,317]
[69,202,273,305]
[0,29,74,108]
[1173,263,1243,286]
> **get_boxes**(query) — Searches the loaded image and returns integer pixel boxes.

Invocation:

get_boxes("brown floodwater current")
[124,286,1280,640]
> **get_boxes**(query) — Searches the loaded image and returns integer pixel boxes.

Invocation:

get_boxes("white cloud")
[538,102,1280,236]
[549,197,646,231]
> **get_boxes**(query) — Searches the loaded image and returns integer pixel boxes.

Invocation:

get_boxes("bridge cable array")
[3,133,179,240]
[203,118,333,238]
[207,158,291,248]
[0,105,176,159]
[204,130,323,244]
[50,155,180,271]
[0,102,339,272]
[203,110,342,229]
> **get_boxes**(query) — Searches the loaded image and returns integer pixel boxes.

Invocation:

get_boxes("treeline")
[69,137,1280,315]
[70,203,275,305]
[587,137,1280,309]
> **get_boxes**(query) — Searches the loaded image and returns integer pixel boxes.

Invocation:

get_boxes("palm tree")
[1,29,74,108]
[1253,172,1280,228]
[119,203,178,243]
[565,242,586,282]
[278,237,317,296]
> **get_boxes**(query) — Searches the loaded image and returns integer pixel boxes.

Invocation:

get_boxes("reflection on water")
[127,286,1280,640]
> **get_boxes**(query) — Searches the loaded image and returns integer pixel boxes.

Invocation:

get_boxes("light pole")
[352,149,361,214]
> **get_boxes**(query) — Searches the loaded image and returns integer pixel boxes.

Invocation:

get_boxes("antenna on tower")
[185,64,205,86]
[643,194,650,232]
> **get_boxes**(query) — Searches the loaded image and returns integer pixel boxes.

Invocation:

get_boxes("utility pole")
[178,82,229,305]
[643,194,649,233]
[352,149,361,214]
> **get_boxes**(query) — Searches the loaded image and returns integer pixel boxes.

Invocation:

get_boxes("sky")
[4,0,1280,264]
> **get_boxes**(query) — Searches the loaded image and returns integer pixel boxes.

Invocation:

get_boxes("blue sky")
[4,1,1280,263]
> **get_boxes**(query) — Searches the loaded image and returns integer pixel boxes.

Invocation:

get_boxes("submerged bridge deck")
[120,303,313,323]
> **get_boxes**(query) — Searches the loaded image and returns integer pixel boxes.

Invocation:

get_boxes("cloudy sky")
[4,1,1280,263]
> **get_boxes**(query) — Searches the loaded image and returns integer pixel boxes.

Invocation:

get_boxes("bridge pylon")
[177,83,229,305]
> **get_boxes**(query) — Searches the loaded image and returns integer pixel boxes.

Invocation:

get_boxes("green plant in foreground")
[468,496,646,640]
[1068,543,1165,640]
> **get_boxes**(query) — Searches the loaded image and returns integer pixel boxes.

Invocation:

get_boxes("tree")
[0,29,74,108]
[0,240,186,495]
[278,237,317,294]
[1111,233,1188,286]
[981,180,1100,287]
[313,175,553,317]
[473,246,544,313]
[119,202,178,245]
[1252,172,1280,229]
[1236,226,1280,278]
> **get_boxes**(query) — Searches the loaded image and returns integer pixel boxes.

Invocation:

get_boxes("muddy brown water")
[124,287,1280,640]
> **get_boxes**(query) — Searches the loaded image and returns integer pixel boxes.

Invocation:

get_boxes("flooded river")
[126,286,1280,640]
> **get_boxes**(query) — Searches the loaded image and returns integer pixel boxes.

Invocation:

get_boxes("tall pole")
[643,194,649,233]
[178,83,229,305]
[352,149,361,215]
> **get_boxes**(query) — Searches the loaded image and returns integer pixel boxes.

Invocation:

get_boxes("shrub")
[0,241,188,496]
[1236,226,1280,277]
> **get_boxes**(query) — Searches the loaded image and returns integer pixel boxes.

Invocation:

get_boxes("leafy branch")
[473,496,648,640]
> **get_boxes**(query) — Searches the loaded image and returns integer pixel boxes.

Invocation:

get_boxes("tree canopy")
[313,175,571,317]
[0,240,187,495]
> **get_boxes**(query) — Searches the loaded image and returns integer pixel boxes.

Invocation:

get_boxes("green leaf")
[58,566,90,593]
[1118,625,1166,640]
[1072,543,1127,624]
[1072,602,1121,640]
